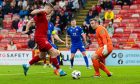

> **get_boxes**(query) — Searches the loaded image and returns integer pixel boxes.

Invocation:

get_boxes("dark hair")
[71,18,76,22]
[90,18,98,22]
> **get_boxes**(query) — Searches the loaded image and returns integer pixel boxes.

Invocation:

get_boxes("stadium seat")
[124,29,132,34]
[15,43,22,49]
[4,15,12,20]
[129,33,137,39]
[119,10,127,14]
[122,19,130,23]
[21,34,29,38]
[127,39,135,44]
[8,29,17,34]
[130,19,138,23]
[3,20,12,29]
[112,38,118,43]
[0,29,9,35]
[115,28,124,33]
[113,10,120,14]
[131,14,140,18]
[135,9,140,13]
[123,44,132,49]
[122,6,130,9]
[119,23,126,27]
[5,34,13,40]
[123,34,130,39]
[13,34,21,39]
[13,39,19,44]
[118,38,127,43]
[130,5,138,9]
[114,5,121,10]
[128,10,135,13]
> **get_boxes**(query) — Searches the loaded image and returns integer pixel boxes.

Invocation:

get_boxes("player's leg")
[48,43,59,75]
[43,56,47,68]
[99,62,112,77]
[91,51,100,77]
[79,45,90,69]
[43,54,51,68]
[99,45,113,77]
[48,47,67,76]
[70,46,77,69]
[23,51,46,76]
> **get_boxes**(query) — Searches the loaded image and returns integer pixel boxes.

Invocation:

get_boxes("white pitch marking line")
[0,72,48,76]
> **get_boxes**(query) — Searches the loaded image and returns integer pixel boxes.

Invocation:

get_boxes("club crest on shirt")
[76,28,78,31]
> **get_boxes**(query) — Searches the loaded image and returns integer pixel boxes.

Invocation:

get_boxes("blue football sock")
[70,58,74,67]
[57,56,60,64]
[84,56,89,67]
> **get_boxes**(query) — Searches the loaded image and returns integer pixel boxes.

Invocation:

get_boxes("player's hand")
[66,44,70,48]
[85,43,89,48]
[60,40,65,44]
[102,45,108,56]
[22,31,28,34]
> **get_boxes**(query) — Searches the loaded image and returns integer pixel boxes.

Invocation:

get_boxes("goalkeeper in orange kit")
[89,18,113,77]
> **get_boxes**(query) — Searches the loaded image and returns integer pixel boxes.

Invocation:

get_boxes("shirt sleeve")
[99,28,107,45]
[79,27,84,35]
[52,30,56,35]
[67,28,70,35]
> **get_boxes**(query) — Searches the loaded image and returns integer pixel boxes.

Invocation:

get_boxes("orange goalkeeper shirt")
[95,25,112,47]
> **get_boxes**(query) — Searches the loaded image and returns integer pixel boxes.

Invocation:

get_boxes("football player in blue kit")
[66,19,90,69]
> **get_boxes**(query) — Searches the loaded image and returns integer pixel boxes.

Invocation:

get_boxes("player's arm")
[51,35,54,44]
[53,33,65,44]
[99,28,108,55]
[81,33,87,44]
[99,29,107,45]
[23,18,35,34]
[80,27,87,44]
[66,29,70,48]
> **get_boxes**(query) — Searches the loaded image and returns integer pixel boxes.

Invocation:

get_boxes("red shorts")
[35,37,52,52]
[95,45,113,64]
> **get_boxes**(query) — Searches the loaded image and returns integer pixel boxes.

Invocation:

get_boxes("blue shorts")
[71,44,86,54]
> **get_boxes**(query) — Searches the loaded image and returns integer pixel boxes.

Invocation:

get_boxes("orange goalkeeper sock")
[92,59,100,76]
[99,62,111,75]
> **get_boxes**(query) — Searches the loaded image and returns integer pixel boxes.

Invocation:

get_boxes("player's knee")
[82,52,86,56]
[39,52,46,59]
[71,54,75,59]
[92,52,98,59]
[49,48,60,57]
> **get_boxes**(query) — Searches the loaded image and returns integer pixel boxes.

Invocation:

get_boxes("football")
[71,70,81,79]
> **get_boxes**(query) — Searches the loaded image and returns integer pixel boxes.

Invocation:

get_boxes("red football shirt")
[33,12,48,38]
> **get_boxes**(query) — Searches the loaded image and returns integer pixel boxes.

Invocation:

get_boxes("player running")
[66,19,90,69]
[22,3,66,76]
[43,15,65,75]
[89,18,113,77]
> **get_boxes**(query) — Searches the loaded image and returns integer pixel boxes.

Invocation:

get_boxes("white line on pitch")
[0,72,48,76]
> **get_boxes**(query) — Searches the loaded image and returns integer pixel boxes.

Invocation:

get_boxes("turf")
[0,65,140,84]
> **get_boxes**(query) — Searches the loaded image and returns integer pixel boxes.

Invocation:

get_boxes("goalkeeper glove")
[102,45,108,56]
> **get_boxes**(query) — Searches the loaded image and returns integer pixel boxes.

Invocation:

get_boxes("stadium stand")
[1,0,140,50]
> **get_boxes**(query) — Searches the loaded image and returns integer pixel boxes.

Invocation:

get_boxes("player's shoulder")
[76,26,82,29]
[67,27,72,30]
[97,25,105,30]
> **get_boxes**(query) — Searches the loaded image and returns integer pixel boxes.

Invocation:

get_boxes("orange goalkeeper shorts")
[95,45,113,63]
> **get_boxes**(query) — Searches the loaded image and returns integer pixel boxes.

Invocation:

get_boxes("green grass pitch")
[0,65,140,84]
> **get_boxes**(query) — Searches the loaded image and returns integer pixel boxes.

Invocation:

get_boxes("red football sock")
[29,56,41,65]
[99,62,111,75]
[43,58,46,64]
[51,57,60,69]
[92,59,100,76]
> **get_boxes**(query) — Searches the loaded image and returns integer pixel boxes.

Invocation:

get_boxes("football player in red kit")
[22,3,66,76]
